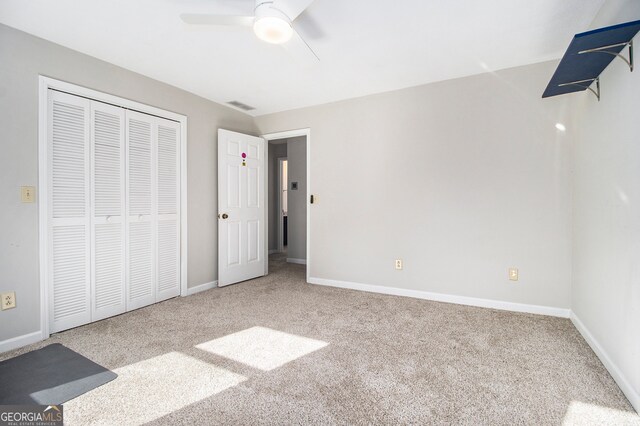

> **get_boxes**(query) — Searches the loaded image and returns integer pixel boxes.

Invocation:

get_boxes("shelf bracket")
[578,40,634,72]
[558,77,601,101]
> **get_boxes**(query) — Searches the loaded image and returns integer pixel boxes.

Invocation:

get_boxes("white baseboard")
[0,331,43,354]
[287,258,307,265]
[308,277,570,318]
[186,281,218,296]
[570,312,640,412]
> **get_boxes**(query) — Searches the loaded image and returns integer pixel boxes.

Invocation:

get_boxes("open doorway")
[278,157,288,253]
[267,135,307,267]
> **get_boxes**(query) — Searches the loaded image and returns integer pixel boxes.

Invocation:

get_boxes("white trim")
[264,141,269,277]
[186,281,218,296]
[308,277,571,318]
[287,258,307,265]
[38,76,189,341]
[262,129,311,282]
[0,331,43,354]
[179,103,188,297]
[39,76,187,122]
[570,311,640,412]
[38,78,49,339]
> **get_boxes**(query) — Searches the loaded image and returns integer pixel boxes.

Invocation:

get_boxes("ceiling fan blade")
[180,14,254,27]
[291,11,325,40]
[273,0,316,21]
[283,28,320,63]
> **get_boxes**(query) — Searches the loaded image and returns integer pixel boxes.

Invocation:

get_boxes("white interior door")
[126,111,181,306]
[45,86,183,334]
[91,101,126,321]
[126,110,156,310]
[218,129,266,286]
[155,119,181,301]
[48,90,92,333]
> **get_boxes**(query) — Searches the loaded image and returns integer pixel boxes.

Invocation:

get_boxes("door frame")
[38,76,188,340]
[262,128,311,283]
[277,156,287,253]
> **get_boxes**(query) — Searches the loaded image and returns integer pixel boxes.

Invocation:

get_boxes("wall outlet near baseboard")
[1,292,16,310]
[509,268,519,281]
[395,259,403,270]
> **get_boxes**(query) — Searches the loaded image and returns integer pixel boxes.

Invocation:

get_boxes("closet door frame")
[38,76,188,339]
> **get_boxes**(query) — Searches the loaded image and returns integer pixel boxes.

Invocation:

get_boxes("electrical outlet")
[1,292,16,310]
[395,259,403,270]
[509,268,519,281]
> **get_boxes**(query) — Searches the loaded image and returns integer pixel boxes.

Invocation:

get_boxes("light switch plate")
[21,186,36,203]
[509,268,519,281]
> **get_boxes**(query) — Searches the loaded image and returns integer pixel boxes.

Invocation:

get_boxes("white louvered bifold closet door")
[47,89,181,333]
[48,91,92,333]
[91,102,126,321]
[156,119,181,301]
[125,112,181,306]
[126,110,156,310]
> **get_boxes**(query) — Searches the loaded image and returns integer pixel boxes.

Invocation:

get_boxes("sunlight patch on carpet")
[64,352,246,425]
[562,400,640,425]
[196,326,328,371]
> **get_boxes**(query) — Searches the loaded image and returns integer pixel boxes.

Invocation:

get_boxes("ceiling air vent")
[227,101,255,111]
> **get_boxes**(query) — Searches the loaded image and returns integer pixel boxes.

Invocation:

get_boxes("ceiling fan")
[181,0,320,61]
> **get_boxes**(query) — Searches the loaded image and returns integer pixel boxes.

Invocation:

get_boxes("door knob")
[220,213,229,219]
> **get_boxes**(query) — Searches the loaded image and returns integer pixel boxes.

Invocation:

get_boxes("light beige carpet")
[2,253,638,425]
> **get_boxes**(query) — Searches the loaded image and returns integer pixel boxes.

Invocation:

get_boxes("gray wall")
[255,60,573,309]
[286,136,307,261]
[7,9,639,409]
[0,23,257,342]
[571,0,640,411]
[268,142,287,251]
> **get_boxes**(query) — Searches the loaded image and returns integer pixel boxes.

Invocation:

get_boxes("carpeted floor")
[2,253,638,425]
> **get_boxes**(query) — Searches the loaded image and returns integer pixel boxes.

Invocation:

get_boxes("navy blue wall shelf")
[542,20,640,100]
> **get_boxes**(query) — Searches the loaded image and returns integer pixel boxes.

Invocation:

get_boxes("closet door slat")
[128,118,152,216]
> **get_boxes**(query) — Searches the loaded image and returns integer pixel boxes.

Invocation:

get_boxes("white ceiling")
[0,0,605,116]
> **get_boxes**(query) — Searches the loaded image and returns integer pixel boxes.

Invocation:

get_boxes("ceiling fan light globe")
[253,17,293,44]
